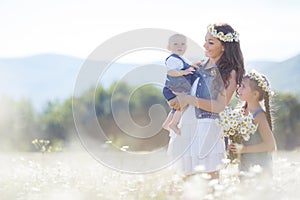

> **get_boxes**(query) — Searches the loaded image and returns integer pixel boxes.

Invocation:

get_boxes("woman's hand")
[228,143,245,154]
[168,97,180,110]
[172,92,189,110]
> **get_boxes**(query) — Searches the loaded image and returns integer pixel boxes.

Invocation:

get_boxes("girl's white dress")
[167,78,226,175]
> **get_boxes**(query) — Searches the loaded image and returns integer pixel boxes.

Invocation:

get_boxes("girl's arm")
[176,70,237,113]
[240,113,277,153]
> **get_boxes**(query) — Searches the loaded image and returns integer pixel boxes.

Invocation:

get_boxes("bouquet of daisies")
[216,107,257,162]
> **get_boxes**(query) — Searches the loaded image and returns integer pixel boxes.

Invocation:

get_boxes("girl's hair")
[213,23,245,90]
[243,75,273,130]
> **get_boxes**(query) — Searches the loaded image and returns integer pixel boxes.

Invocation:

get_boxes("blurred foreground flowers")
[32,139,52,153]
[0,150,299,199]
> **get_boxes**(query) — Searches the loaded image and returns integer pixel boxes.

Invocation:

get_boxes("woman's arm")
[176,70,237,113]
[241,113,277,153]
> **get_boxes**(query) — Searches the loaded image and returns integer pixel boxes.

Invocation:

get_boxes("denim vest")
[193,65,220,119]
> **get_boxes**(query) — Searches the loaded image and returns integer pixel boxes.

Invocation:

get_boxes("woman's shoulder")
[224,70,237,91]
[230,69,237,79]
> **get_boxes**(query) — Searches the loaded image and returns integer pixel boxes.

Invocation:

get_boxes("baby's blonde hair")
[168,34,186,44]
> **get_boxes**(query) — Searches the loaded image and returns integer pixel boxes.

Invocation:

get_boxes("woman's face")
[203,32,224,60]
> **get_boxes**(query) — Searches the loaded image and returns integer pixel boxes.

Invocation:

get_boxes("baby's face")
[168,36,187,56]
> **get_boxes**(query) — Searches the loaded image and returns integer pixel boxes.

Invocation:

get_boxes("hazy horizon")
[1,52,299,112]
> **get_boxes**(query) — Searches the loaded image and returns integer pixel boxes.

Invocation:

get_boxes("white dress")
[167,78,226,175]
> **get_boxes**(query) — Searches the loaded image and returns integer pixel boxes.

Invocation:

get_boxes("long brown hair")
[213,23,245,89]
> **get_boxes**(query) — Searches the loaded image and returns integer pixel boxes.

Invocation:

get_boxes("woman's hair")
[213,23,245,89]
[243,75,273,131]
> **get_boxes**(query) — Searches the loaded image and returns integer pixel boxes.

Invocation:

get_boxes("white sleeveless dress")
[167,78,226,175]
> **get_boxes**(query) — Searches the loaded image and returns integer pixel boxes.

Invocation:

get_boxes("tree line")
[0,82,299,151]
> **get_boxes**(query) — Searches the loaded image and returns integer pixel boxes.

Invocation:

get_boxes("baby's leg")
[162,110,174,131]
[169,105,189,135]
[169,111,182,135]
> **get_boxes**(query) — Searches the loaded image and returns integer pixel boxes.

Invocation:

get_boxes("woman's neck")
[205,59,218,69]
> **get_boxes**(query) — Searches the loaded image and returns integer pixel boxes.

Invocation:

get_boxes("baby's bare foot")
[162,122,170,131]
[169,124,181,135]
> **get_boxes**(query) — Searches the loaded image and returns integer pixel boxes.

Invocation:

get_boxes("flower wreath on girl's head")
[247,70,274,96]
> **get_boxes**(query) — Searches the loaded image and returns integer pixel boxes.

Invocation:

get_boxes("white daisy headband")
[207,24,239,42]
[247,70,273,96]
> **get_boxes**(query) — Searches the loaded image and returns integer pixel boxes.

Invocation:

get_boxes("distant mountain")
[0,53,299,111]
[0,54,84,111]
[0,54,165,111]
[247,54,300,94]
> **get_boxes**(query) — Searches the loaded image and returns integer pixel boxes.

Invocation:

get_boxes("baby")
[162,34,197,135]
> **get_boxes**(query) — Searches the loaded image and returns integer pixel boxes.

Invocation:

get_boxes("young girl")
[229,70,277,174]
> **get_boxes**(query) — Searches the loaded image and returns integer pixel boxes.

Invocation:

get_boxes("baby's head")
[167,34,187,56]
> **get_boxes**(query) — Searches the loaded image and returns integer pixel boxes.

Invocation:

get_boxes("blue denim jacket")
[193,66,219,119]
[163,62,220,119]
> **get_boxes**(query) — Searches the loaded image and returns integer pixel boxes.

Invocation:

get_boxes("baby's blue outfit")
[163,54,192,98]
[163,54,193,113]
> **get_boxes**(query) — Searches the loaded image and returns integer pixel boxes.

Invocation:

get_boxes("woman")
[164,23,245,179]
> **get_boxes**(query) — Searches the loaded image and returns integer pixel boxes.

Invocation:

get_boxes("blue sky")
[0,0,299,62]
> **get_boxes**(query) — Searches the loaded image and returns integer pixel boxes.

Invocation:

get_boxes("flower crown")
[207,24,239,42]
[247,70,273,95]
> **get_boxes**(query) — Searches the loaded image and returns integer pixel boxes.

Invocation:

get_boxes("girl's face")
[203,32,224,60]
[237,78,257,101]
[168,36,187,56]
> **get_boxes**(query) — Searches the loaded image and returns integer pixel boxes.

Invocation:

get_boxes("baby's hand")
[181,67,195,75]
[187,67,195,72]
